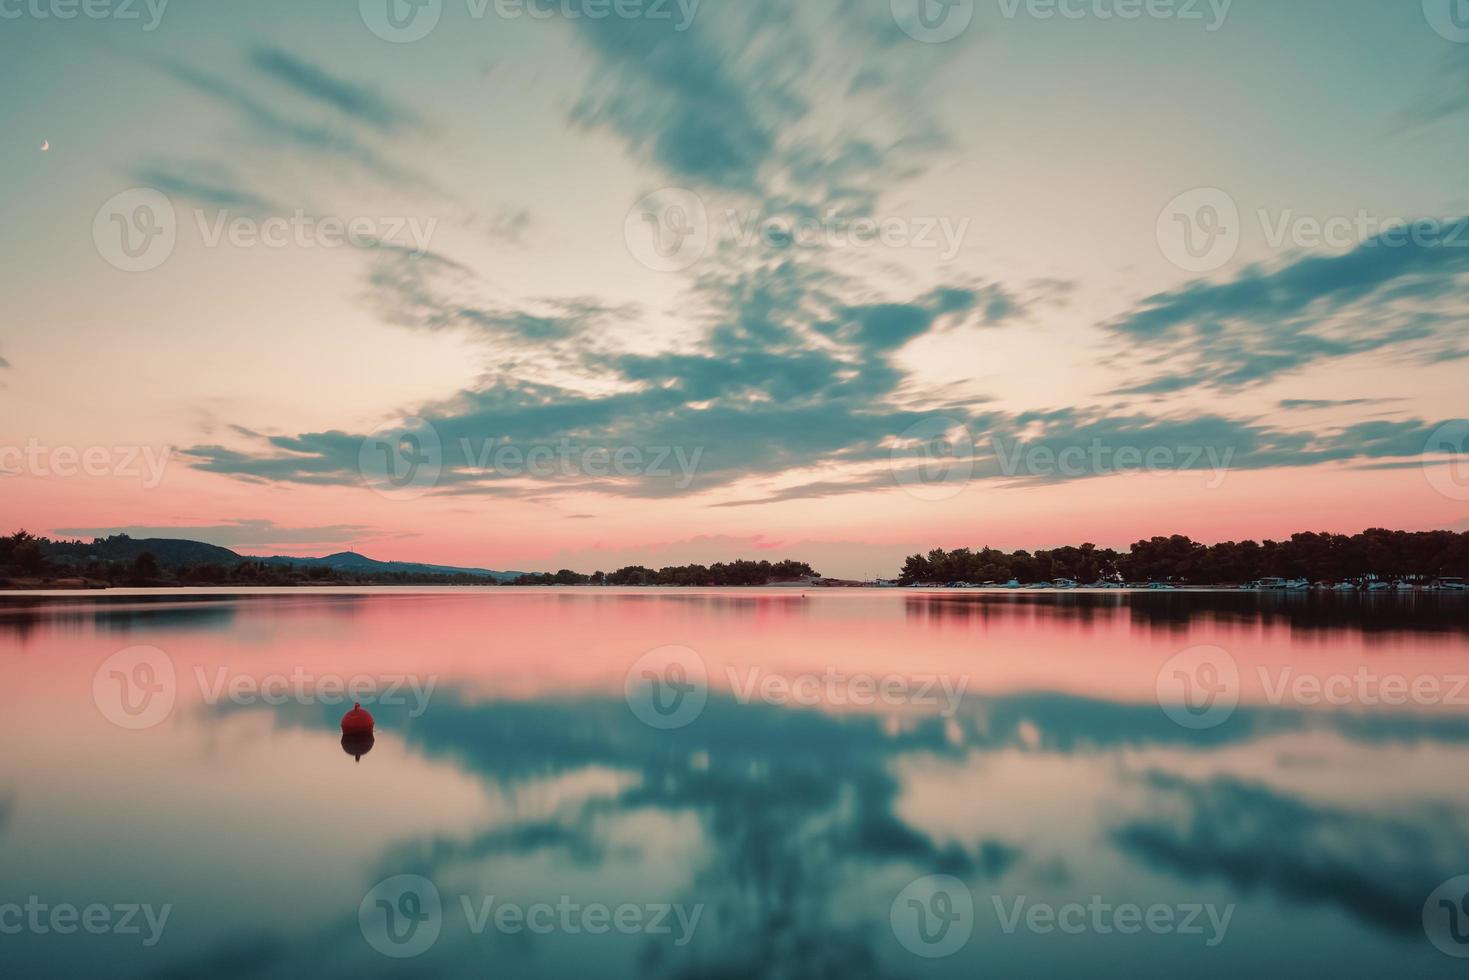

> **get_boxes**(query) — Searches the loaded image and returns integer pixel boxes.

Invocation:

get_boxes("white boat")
[1432,578,1468,592]
[1053,578,1078,590]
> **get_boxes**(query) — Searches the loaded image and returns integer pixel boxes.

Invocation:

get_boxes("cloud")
[363,250,637,344]
[1278,398,1401,411]
[128,165,275,211]
[185,258,1030,498]
[1116,771,1469,935]
[558,0,965,207]
[565,0,802,193]
[183,234,1455,505]
[1398,49,1469,133]
[248,46,422,134]
[153,56,438,191]
[717,413,1459,505]
[186,255,1022,499]
[1108,226,1469,392]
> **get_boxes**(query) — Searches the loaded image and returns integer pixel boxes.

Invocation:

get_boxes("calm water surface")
[2,589,1468,978]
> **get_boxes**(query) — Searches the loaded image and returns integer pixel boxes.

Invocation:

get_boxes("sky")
[1,0,1468,578]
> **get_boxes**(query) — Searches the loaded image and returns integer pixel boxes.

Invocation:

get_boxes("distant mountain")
[43,535,523,581]
[255,551,525,582]
[59,535,244,567]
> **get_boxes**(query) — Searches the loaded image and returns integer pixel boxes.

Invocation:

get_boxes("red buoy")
[341,702,374,735]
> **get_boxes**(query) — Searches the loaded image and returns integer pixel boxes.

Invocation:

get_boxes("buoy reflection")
[341,731,375,762]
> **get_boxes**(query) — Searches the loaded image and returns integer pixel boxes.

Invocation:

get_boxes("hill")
[256,551,524,581]
[26,534,522,584]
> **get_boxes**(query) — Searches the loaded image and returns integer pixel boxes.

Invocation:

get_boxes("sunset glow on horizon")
[3,0,1468,577]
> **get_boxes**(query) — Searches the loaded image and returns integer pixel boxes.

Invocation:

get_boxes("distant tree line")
[511,559,818,587]
[899,530,1469,585]
[0,531,821,589]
